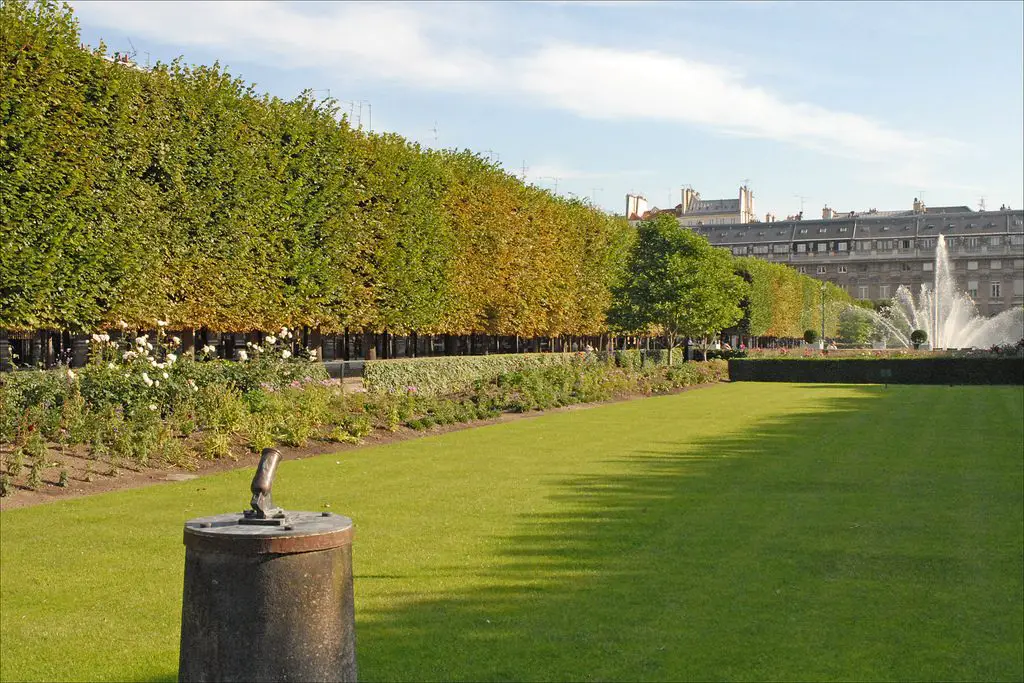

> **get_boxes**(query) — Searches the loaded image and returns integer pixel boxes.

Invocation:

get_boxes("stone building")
[688,200,1024,317]
[627,185,756,225]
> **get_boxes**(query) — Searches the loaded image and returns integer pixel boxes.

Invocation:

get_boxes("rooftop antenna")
[431,121,439,147]
[520,160,528,182]
[482,149,500,164]
[126,37,138,61]
[539,176,560,193]
[793,194,810,214]
[590,187,603,204]
[978,197,986,212]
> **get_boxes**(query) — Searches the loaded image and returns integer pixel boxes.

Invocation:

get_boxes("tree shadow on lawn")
[354,385,1022,682]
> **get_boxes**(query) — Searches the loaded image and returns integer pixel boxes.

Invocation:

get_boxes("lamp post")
[820,281,826,351]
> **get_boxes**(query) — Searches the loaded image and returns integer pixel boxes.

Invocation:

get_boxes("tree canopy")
[610,214,748,360]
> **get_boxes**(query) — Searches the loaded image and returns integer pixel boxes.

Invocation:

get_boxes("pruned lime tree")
[610,214,748,363]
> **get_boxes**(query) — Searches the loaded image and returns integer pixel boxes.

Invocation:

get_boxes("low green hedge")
[728,357,1024,385]
[363,353,591,396]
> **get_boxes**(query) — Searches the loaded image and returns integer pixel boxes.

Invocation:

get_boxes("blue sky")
[69,0,1023,218]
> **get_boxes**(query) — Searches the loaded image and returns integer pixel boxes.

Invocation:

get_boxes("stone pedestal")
[178,511,357,682]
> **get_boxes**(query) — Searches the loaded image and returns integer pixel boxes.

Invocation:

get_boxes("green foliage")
[1,1,630,337]
[729,357,1023,385]
[804,329,819,344]
[838,306,876,346]
[911,329,928,349]
[363,352,587,396]
[611,214,748,360]
[734,257,852,340]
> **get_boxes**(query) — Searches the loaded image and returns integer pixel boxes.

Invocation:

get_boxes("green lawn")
[2,383,1022,682]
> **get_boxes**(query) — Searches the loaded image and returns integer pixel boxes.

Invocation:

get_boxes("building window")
[991,260,1002,269]
[857,241,872,251]
[752,245,769,254]
[858,286,869,299]
[991,282,1002,298]
[773,244,790,253]
[837,242,848,251]
[798,266,807,274]
[968,280,978,298]
[1014,279,1024,296]
[1009,235,1024,246]
[900,263,912,272]
[732,247,747,256]
[816,242,828,252]
[990,236,1002,246]
[965,236,980,248]
[967,261,979,270]
[923,262,934,271]
[837,265,847,273]
[919,238,935,249]
[880,285,890,298]
[879,239,893,250]
[900,239,912,249]
[796,243,807,253]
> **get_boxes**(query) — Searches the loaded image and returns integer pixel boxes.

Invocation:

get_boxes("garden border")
[728,357,1024,385]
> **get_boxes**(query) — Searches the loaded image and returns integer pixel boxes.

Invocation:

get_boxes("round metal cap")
[183,511,353,555]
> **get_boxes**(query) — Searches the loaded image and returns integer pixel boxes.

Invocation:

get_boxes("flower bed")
[1,338,728,497]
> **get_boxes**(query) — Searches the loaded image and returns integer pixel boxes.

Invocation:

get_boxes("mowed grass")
[1,383,1022,682]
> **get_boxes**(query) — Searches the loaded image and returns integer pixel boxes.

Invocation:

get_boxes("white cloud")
[72,1,498,88]
[71,0,964,169]
[513,44,962,165]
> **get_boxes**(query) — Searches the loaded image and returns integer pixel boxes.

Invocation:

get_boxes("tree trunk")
[363,330,377,361]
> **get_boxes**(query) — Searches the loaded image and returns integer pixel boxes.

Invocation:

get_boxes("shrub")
[341,414,373,439]
[363,353,586,396]
[804,329,819,345]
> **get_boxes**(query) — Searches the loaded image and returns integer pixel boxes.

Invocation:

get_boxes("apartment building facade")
[688,205,1024,316]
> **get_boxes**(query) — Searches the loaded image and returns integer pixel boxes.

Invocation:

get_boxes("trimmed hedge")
[363,353,591,396]
[728,358,1024,385]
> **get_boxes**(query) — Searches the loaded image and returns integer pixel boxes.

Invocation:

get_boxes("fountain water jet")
[854,234,1023,349]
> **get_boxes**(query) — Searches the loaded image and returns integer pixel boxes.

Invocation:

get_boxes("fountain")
[850,234,1024,349]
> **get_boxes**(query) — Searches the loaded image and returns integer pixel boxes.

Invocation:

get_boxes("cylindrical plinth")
[178,511,356,682]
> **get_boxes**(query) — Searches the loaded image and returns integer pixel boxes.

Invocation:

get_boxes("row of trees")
[2,0,847,352]
[611,215,848,359]
[1,0,633,338]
